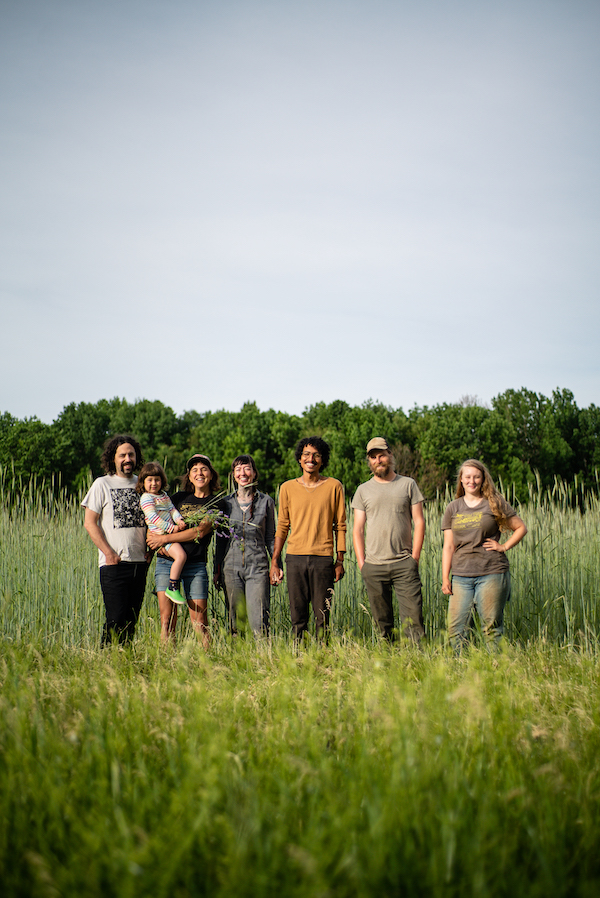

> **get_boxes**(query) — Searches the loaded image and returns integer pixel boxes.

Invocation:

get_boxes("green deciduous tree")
[491,388,576,485]
[416,402,531,495]
[574,403,600,483]
[52,399,116,489]
[0,413,60,485]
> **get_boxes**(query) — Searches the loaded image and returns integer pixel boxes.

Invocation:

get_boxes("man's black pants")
[285,554,335,640]
[99,562,148,646]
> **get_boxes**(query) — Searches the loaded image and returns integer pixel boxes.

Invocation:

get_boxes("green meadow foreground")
[2,641,600,897]
[1,479,600,896]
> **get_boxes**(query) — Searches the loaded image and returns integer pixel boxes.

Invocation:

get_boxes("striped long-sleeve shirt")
[139,491,183,535]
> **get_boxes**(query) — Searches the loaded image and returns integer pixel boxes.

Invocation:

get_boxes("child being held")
[137,462,188,605]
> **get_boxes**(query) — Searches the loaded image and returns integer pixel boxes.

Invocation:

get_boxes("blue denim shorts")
[154,556,208,603]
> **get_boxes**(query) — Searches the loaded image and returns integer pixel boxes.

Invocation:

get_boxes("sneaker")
[165,586,186,605]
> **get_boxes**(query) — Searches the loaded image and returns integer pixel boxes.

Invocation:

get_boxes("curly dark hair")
[294,436,331,471]
[135,461,168,496]
[100,435,143,475]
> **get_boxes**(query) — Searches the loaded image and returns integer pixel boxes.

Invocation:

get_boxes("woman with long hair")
[216,454,275,636]
[441,458,527,648]
[146,453,223,648]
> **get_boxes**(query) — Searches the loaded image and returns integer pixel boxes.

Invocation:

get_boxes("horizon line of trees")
[1,387,599,501]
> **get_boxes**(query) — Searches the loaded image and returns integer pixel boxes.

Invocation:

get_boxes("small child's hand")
[176,521,187,531]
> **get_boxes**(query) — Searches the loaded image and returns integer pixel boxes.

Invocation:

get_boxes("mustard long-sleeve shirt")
[275,478,347,557]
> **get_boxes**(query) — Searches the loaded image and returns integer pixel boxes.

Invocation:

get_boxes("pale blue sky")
[1,0,598,422]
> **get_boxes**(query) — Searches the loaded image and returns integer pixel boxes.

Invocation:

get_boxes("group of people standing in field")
[82,433,527,650]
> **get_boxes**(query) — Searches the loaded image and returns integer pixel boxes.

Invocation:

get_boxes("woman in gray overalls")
[217,455,276,636]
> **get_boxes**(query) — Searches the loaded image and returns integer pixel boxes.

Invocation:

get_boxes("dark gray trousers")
[361,557,424,641]
[224,562,270,636]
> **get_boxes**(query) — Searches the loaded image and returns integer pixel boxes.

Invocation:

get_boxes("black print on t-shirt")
[111,488,145,529]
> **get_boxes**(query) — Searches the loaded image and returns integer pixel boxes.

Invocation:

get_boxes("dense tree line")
[1,388,598,499]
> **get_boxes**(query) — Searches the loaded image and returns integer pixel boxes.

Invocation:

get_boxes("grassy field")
[2,640,600,897]
[1,477,600,896]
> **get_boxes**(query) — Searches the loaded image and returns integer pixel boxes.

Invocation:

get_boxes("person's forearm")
[149,521,211,548]
[170,522,211,542]
[441,529,455,593]
[334,529,347,554]
[352,527,365,568]
[265,501,276,558]
[500,521,528,552]
[442,546,453,583]
[269,535,286,584]
[85,519,119,561]
[334,488,347,554]
[270,536,285,568]
[412,518,425,561]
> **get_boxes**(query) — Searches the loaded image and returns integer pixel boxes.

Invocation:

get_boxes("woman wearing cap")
[146,454,224,647]
[215,454,275,637]
[441,458,527,649]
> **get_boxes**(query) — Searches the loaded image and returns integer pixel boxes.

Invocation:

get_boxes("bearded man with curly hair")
[82,434,149,646]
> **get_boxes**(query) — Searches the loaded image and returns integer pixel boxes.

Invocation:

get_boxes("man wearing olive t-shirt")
[352,437,425,641]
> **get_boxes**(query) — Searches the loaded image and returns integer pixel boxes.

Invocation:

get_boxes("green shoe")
[165,586,186,605]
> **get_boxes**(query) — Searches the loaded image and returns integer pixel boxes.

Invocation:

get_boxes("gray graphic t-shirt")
[82,474,147,566]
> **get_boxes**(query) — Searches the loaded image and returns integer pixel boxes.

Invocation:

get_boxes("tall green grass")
[1,640,600,897]
[1,471,599,647]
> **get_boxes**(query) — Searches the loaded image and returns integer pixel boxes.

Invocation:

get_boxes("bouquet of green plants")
[182,500,237,541]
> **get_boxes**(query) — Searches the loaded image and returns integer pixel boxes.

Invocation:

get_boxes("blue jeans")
[448,572,511,648]
[155,556,208,603]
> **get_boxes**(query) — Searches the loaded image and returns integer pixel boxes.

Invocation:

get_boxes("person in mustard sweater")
[270,436,346,641]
